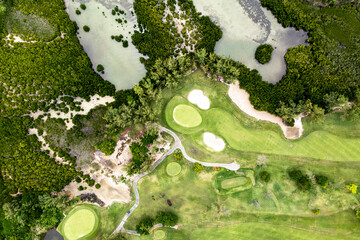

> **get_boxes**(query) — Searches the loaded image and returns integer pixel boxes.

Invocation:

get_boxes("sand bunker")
[228,82,303,139]
[203,132,225,152]
[188,90,210,110]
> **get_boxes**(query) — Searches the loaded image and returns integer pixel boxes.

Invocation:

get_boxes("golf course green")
[173,104,202,128]
[166,162,182,176]
[58,206,99,240]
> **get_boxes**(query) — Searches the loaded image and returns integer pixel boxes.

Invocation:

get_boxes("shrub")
[346,184,357,194]
[95,183,101,189]
[80,4,86,10]
[259,171,271,183]
[83,25,90,32]
[122,40,129,48]
[78,186,84,191]
[356,210,360,220]
[75,177,82,183]
[75,9,81,15]
[96,64,105,73]
[155,211,178,226]
[315,175,328,188]
[288,169,311,191]
[312,209,320,215]
[255,44,273,64]
[136,217,154,235]
[193,162,203,173]
[87,179,95,187]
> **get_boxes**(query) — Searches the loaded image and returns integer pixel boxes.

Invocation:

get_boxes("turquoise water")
[192,0,308,83]
[64,0,146,90]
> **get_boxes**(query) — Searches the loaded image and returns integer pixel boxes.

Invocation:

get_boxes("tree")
[83,25,90,32]
[324,92,348,111]
[155,211,178,226]
[312,209,320,215]
[193,162,203,173]
[96,64,105,74]
[80,4,86,10]
[95,139,117,155]
[315,175,328,188]
[75,9,81,15]
[122,40,129,48]
[255,44,274,64]
[259,171,271,183]
[135,217,154,235]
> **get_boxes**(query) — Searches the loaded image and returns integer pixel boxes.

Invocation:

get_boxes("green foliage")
[75,9,81,15]
[356,210,360,220]
[193,162,203,173]
[83,25,90,32]
[95,183,101,189]
[122,40,129,48]
[97,64,105,73]
[80,4,86,10]
[288,169,312,191]
[315,175,329,188]
[346,184,357,194]
[126,142,150,175]
[259,171,271,183]
[135,216,154,235]
[155,211,178,226]
[312,209,320,215]
[323,92,348,111]
[96,138,117,156]
[255,44,274,64]
[141,127,158,146]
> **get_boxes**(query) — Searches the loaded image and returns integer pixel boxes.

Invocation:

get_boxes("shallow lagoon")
[192,0,308,83]
[64,0,146,90]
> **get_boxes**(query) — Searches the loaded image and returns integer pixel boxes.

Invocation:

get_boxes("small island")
[255,44,274,64]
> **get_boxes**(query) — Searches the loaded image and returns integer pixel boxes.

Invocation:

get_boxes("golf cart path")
[113,126,240,234]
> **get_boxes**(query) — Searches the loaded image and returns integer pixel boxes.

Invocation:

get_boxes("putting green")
[166,162,182,176]
[221,177,248,189]
[154,229,166,239]
[61,207,99,240]
[173,104,202,128]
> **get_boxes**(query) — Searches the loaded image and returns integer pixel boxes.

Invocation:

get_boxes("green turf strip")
[173,104,202,128]
[221,177,248,189]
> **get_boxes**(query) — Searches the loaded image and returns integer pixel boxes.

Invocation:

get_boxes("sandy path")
[228,82,303,139]
[30,95,114,129]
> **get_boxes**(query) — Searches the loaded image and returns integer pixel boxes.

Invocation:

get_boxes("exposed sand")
[29,94,114,129]
[187,89,210,110]
[203,132,225,151]
[228,81,303,139]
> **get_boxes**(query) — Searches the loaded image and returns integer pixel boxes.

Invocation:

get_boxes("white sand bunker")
[203,132,225,152]
[188,90,210,110]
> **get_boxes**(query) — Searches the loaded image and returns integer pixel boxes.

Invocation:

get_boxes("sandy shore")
[228,81,303,139]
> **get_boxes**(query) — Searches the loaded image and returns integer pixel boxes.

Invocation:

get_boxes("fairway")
[166,162,182,176]
[173,104,202,128]
[60,206,99,240]
[221,177,248,189]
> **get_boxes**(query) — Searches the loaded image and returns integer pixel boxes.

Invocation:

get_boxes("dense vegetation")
[132,0,222,67]
[254,44,273,64]
[0,0,115,238]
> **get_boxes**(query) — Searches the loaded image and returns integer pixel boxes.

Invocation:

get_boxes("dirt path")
[228,81,303,139]
[112,126,240,235]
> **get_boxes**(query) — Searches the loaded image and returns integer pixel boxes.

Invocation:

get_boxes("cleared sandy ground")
[228,81,303,139]
[187,89,210,110]
[203,132,226,151]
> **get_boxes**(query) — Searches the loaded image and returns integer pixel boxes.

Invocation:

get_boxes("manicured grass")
[162,71,360,162]
[153,229,166,239]
[173,104,202,128]
[125,154,360,240]
[166,162,182,176]
[221,176,247,189]
[58,202,132,240]
[59,206,99,240]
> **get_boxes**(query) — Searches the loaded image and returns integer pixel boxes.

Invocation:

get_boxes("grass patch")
[58,202,131,240]
[166,162,182,176]
[58,205,99,240]
[173,104,202,128]
[153,229,166,239]
[161,70,360,162]
[221,176,248,189]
